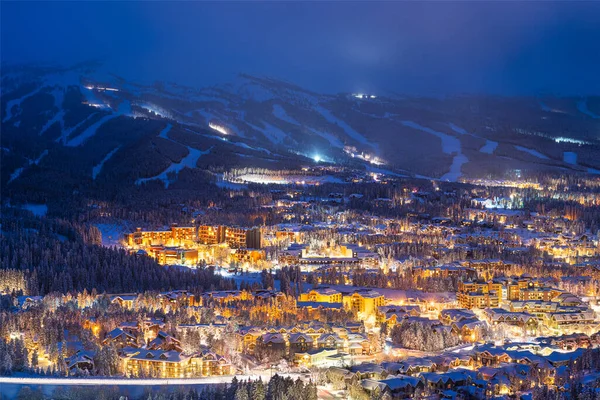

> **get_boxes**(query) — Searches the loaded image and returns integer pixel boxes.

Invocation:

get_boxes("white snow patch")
[3,86,44,123]
[403,121,469,181]
[8,150,48,183]
[135,146,211,188]
[563,152,577,165]
[577,98,600,119]
[316,105,376,148]
[40,110,65,135]
[402,121,461,154]
[448,123,498,154]
[214,175,248,190]
[158,123,173,140]
[92,147,121,180]
[515,145,549,160]
[65,114,119,147]
[309,128,345,149]
[480,141,498,154]
[33,150,48,165]
[8,168,24,184]
[272,104,300,125]
[94,222,130,247]
[441,154,468,182]
[247,121,289,144]
[448,123,468,135]
[230,141,272,155]
[56,113,98,144]
[21,204,48,217]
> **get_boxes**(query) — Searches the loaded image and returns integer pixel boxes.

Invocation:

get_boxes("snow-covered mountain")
[2,62,600,196]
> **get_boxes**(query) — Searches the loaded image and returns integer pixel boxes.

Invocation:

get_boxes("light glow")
[209,122,228,135]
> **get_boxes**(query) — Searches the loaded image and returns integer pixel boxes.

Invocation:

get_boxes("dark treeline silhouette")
[0,208,236,295]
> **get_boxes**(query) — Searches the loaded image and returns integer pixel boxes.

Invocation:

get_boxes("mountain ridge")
[2,63,600,201]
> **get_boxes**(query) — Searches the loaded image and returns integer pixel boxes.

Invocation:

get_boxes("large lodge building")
[125,224,262,249]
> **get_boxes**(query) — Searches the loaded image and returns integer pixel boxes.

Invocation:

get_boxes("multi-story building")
[299,288,343,303]
[231,248,265,264]
[122,349,232,378]
[519,287,562,302]
[245,227,262,249]
[224,227,247,249]
[545,311,596,331]
[197,225,222,245]
[153,247,198,265]
[342,289,385,316]
[124,225,196,247]
[457,291,499,309]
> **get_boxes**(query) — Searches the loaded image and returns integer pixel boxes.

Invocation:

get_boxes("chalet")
[110,294,137,309]
[546,311,595,330]
[259,333,286,352]
[451,318,486,342]
[122,348,232,378]
[148,331,182,352]
[289,332,313,353]
[102,328,137,348]
[484,308,538,330]
[294,348,341,368]
[372,375,424,398]
[349,363,386,380]
[439,309,476,325]
[421,371,471,391]
[378,305,421,325]
[65,350,95,372]
[317,333,345,349]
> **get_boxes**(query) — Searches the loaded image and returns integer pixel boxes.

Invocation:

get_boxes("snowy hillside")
[2,62,600,194]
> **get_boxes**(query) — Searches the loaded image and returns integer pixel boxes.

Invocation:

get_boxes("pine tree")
[250,378,266,400]
[235,385,250,400]
[31,348,39,368]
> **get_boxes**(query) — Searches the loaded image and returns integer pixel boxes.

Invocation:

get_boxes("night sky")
[2,1,600,96]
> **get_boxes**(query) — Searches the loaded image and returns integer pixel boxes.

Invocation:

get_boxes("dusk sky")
[2,1,600,95]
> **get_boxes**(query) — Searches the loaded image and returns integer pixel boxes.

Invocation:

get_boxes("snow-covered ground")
[403,121,460,155]
[56,112,98,144]
[563,151,577,165]
[479,140,498,154]
[316,105,377,149]
[214,269,268,289]
[40,110,66,135]
[515,145,549,160]
[2,87,44,123]
[0,373,300,400]
[404,121,467,181]
[441,153,468,182]
[92,147,121,179]
[272,104,300,125]
[309,128,345,149]
[94,221,131,247]
[66,114,119,147]
[21,204,48,217]
[448,123,497,154]
[247,121,289,144]
[135,146,212,188]
[8,150,49,183]
[158,123,173,140]
[229,173,344,185]
[577,98,600,119]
